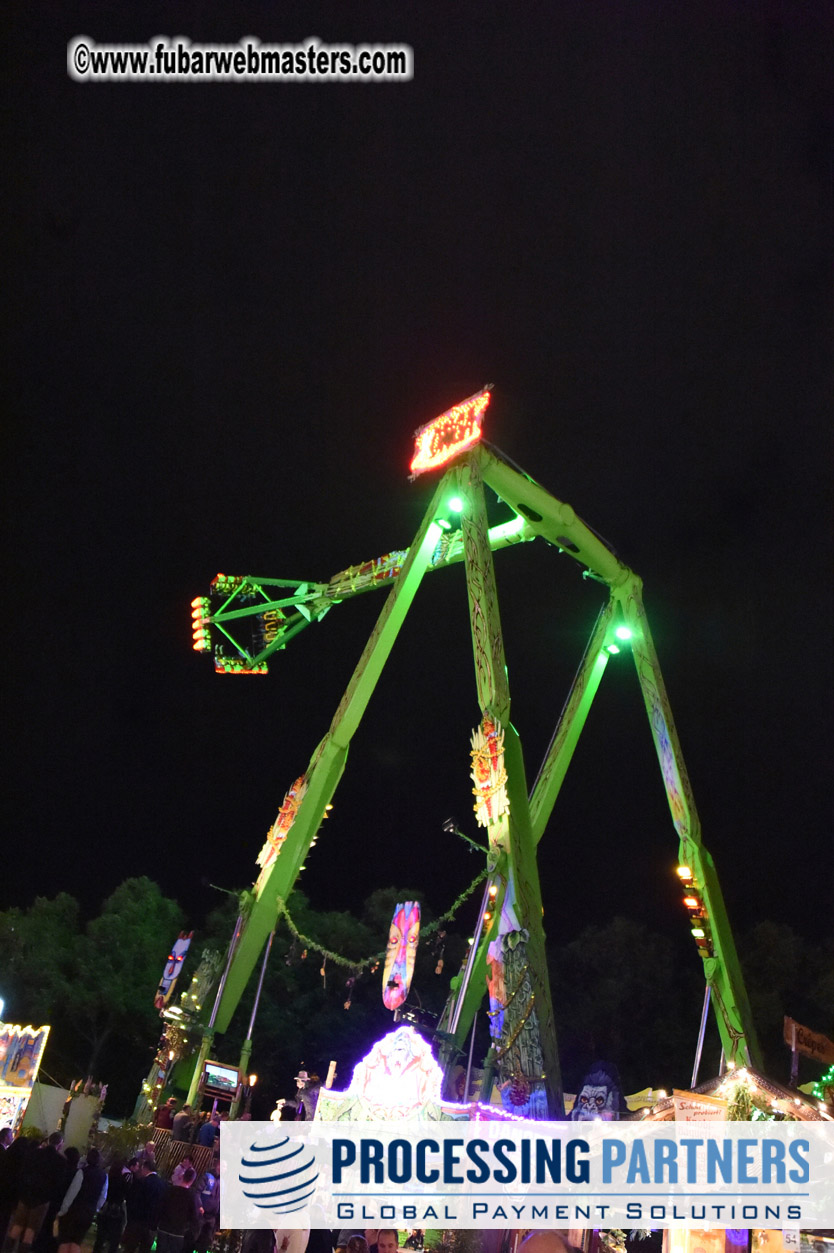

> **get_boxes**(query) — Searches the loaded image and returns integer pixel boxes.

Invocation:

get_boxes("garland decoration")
[273,867,489,982]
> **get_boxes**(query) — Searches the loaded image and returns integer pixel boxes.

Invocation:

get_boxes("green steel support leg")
[186,1033,213,1109]
[529,599,615,844]
[212,470,458,1036]
[230,1038,253,1119]
[616,580,760,1069]
[455,454,563,1118]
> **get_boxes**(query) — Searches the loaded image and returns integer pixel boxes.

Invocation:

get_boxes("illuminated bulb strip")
[409,388,491,477]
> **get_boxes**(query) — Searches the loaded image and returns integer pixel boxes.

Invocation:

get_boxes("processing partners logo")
[238,1134,320,1217]
[222,1120,834,1231]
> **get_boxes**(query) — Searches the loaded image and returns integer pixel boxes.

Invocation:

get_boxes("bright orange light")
[488,884,498,898]
[190,598,202,608]
[683,896,699,909]
[676,865,693,881]
[409,388,491,477]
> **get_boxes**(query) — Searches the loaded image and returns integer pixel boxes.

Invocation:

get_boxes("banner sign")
[672,1090,728,1122]
[220,1120,834,1230]
[0,1023,50,1089]
[783,1017,834,1065]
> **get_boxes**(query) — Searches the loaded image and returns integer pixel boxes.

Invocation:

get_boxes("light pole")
[244,1073,257,1117]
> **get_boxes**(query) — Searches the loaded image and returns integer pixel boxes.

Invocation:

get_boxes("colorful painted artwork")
[154,932,193,1010]
[382,901,421,1010]
[0,1092,28,1130]
[256,774,308,878]
[0,1023,49,1095]
[347,1025,443,1113]
[470,716,509,827]
[0,1024,49,1132]
[328,550,408,597]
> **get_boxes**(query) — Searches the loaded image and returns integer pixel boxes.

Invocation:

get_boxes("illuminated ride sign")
[409,387,492,478]
[319,1025,444,1121]
[0,1021,50,1131]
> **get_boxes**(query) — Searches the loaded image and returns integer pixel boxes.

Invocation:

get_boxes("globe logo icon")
[239,1136,320,1215]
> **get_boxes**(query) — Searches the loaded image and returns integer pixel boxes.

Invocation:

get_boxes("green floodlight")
[615,626,633,641]
[448,496,464,512]
[606,643,621,655]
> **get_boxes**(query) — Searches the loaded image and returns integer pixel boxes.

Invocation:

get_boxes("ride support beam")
[477,445,631,588]
[455,453,564,1118]
[213,470,458,1034]
[615,579,761,1069]
[529,599,616,844]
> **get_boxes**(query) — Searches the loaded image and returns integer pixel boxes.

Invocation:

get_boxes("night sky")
[6,0,832,1004]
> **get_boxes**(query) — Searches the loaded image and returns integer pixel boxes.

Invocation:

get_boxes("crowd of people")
[1,1125,579,1253]
[152,1102,221,1149]
[0,1127,220,1253]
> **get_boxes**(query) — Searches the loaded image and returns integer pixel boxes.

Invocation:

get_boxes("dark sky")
[6,0,832,994]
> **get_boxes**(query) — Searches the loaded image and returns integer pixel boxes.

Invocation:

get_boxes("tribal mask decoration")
[154,932,193,1010]
[382,901,421,1010]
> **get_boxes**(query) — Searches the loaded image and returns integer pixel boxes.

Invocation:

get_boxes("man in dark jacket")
[121,1162,166,1253]
[3,1133,66,1253]
[170,1107,194,1143]
[155,1168,202,1253]
[192,1159,219,1253]
[153,1100,177,1132]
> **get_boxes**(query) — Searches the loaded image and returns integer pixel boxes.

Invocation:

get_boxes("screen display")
[203,1061,240,1094]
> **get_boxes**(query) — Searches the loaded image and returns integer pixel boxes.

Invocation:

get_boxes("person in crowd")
[35,1149,79,1253]
[170,1108,193,1144]
[0,1132,28,1248]
[154,1168,201,1253]
[346,1236,368,1253]
[190,1156,219,1253]
[195,1114,219,1150]
[121,1160,165,1253]
[2,1132,66,1253]
[305,1229,333,1253]
[55,1147,107,1253]
[518,1234,572,1253]
[153,1101,177,1132]
[139,1144,156,1171]
[169,1157,194,1188]
[91,1157,130,1253]
[376,1233,399,1253]
[242,1234,288,1253]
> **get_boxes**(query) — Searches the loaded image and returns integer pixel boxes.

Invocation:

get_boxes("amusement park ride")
[183,386,760,1119]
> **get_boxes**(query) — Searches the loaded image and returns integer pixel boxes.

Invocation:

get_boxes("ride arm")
[193,519,532,671]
